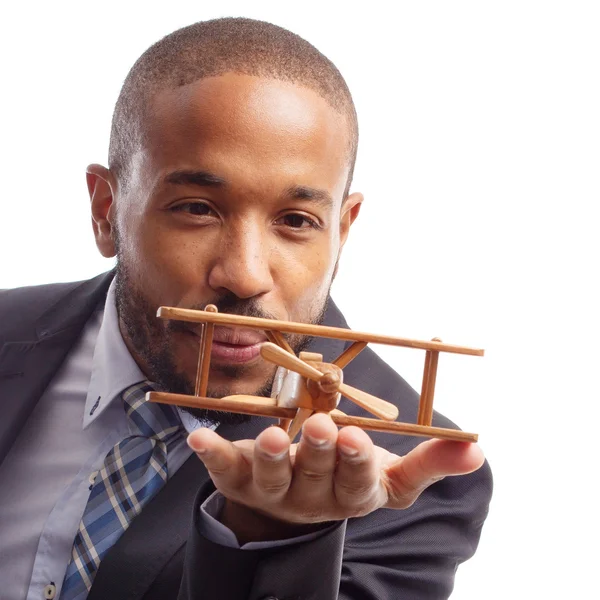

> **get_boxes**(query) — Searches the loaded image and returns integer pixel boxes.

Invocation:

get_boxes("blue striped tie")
[60,382,184,600]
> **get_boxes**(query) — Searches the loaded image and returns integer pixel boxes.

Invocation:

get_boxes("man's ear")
[339,191,363,248]
[87,164,118,258]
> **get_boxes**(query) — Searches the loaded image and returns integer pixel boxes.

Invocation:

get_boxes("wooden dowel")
[198,322,214,396]
[287,407,313,442]
[417,350,432,425]
[194,324,206,397]
[330,408,347,417]
[158,307,484,356]
[418,338,442,426]
[197,305,218,396]
[147,392,478,442]
[331,414,478,443]
[148,391,297,419]
[269,330,295,354]
[333,341,367,368]
[423,351,440,426]
[265,330,278,344]
[278,418,292,433]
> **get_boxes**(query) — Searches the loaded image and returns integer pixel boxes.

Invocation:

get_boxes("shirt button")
[43,583,57,599]
[88,471,98,485]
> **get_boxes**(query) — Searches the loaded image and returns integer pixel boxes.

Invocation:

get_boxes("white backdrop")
[1,1,598,597]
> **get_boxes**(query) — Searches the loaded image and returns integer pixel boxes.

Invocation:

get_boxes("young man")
[0,18,492,600]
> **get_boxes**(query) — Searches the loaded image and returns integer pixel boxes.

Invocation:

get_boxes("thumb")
[383,439,485,509]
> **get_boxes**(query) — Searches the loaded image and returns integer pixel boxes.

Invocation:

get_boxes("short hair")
[108,17,358,197]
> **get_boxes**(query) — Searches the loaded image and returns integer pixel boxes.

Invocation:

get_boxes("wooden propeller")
[260,342,399,421]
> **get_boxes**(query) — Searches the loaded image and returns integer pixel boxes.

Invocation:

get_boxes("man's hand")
[187,413,484,544]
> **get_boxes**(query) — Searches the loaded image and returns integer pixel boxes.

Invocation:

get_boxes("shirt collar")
[83,278,146,428]
[83,278,216,434]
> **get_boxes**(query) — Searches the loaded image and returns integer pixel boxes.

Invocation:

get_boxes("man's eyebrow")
[163,170,227,188]
[161,173,332,206]
[284,185,333,207]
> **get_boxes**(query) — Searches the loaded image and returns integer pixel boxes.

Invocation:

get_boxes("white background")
[1,1,598,597]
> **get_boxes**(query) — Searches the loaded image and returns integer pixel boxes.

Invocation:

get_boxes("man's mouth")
[183,325,268,364]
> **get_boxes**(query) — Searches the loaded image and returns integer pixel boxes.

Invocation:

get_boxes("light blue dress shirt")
[0,280,330,600]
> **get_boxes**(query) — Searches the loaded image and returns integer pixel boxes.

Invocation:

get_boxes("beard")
[114,257,330,424]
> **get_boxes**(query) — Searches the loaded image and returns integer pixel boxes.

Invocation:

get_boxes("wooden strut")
[417,338,441,426]
[158,307,484,357]
[147,391,478,443]
[264,330,279,345]
[265,330,295,433]
[194,323,206,397]
[268,330,295,354]
[333,341,368,368]
[195,304,218,397]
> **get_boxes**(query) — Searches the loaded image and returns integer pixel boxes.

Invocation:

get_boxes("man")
[0,17,492,600]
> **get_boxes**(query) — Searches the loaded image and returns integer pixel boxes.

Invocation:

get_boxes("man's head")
[108,18,358,196]
[88,18,363,408]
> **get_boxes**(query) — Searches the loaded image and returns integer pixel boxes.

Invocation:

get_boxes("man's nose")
[207,223,274,299]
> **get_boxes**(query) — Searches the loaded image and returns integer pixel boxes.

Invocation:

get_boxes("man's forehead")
[130,73,352,198]
[147,73,352,155]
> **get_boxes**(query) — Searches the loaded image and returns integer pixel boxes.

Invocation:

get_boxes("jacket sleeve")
[178,480,347,600]
[338,460,492,599]
[178,459,492,600]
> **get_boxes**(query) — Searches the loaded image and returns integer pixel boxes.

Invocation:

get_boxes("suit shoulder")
[0,280,85,316]
[0,274,110,340]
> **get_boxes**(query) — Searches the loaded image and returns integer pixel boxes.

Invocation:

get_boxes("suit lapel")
[0,272,114,466]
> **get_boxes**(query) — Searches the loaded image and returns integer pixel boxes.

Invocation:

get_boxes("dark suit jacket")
[0,272,492,600]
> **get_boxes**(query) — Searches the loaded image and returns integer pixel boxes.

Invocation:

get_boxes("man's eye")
[172,202,213,216]
[279,214,317,229]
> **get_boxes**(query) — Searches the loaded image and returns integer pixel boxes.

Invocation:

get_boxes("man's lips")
[211,326,267,346]
[182,325,268,364]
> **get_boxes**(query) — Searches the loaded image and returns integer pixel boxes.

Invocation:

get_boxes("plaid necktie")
[60,381,184,600]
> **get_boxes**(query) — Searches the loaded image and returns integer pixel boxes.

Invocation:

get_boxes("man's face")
[92,73,361,400]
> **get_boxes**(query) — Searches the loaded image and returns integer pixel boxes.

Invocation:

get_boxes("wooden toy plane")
[147,305,483,443]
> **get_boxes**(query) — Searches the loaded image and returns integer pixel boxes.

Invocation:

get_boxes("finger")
[333,426,381,514]
[289,413,339,509]
[187,428,251,494]
[383,439,485,508]
[253,425,293,500]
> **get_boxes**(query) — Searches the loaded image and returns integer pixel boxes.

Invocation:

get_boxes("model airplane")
[147,305,483,443]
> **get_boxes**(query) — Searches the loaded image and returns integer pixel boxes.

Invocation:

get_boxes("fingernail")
[303,433,333,449]
[256,439,288,460]
[338,443,360,458]
[262,448,288,461]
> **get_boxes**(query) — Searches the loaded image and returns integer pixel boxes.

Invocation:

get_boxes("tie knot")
[121,381,182,442]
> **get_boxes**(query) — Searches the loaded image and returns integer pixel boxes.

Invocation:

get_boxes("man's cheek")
[166,333,198,374]
[297,262,332,300]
